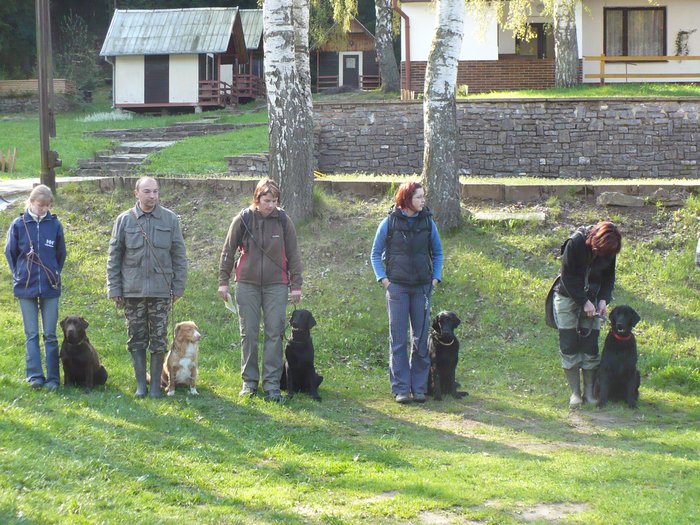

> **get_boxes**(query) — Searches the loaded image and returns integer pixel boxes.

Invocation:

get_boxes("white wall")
[114,55,144,104]
[582,0,700,83]
[169,55,199,103]
[402,3,499,61]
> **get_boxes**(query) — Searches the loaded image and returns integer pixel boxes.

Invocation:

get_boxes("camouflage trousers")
[124,297,171,355]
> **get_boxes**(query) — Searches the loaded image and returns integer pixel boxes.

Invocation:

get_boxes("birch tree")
[263,0,314,221]
[374,0,400,91]
[291,0,315,220]
[551,0,579,87]
[421,0,465,230]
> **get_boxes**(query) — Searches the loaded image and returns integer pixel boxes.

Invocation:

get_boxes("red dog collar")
[612,331,632,342]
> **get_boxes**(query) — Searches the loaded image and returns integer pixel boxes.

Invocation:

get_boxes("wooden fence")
[0,79,75,95]
[584,55,700,84]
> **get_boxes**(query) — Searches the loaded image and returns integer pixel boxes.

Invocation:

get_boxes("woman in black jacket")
[554,221,621,408]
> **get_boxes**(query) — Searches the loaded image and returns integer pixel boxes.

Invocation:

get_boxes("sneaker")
[569,393,582,408]
[45,382,59,392]
[413,392,426,403]
[395,393,411,404]
[264,389,283,403]
[239,385,257,398]
[29,379,44,389]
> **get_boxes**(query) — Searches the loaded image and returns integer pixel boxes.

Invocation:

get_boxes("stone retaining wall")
[0,94,78,113]
[313,99,700,178]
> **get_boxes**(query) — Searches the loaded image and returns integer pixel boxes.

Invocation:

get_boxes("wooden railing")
[584,55,700,85]
[198,80,237,106]
[360,74,381,90]
[316,75,339,92]
[235,74,265,99]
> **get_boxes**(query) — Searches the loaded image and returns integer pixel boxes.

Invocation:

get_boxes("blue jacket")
[5,210,66,298]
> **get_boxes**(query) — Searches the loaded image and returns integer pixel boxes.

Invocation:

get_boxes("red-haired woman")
[554,221,622,408]
[218,179,303,403]
[371,182,443,404]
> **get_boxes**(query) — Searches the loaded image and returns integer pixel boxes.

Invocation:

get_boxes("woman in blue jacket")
[5,185,66,390]
[371,182,443,404]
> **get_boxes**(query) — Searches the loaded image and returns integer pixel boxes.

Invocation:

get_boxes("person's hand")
[597,300,608,318]
[290,289,302,304]
[432,279,438,287]
[583,300,596,317]
[218,284,231,301]
[381,278,390,289]
[112,296,124,308]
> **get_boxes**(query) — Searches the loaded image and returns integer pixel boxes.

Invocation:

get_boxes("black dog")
[596,305,641,409]
[59,316,108,391]
[280,309,323,401]
[428,311,467,400]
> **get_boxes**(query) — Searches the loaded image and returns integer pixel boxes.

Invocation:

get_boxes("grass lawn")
[0,182,698,524]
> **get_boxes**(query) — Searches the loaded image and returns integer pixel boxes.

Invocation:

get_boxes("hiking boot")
[395,393,411,404]
[239,385,257,398]
[29,379,44,389]
[413,392,426,403]
[45,382,59,392]
[264,389,283,403]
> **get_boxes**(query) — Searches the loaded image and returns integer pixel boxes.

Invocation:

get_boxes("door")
[144,55,169,103]
[342,54,360,88]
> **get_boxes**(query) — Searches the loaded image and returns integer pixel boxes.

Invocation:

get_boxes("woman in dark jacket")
[554,221,621,408]
[5,185,67,390]
[371,182,443,404]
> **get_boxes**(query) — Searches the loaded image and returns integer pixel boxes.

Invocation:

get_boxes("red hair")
[252,178,281,205]
[394,182,422,211]
[587,221,622,256]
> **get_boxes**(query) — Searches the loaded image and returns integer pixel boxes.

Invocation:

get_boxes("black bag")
[545,275,560,329]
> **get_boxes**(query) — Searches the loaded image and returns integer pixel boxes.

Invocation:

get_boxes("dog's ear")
[80,317,89,329]
[308,312,316,329]
[59,317,66,330]
[451,313,462,328]
[629,307,641,328]
[432,315,441,331]
[609,307,619,324]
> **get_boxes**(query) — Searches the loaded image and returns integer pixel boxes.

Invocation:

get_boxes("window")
[515,23,554,59]
[604,7,666,57]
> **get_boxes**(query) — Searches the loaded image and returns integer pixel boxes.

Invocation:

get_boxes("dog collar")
[612,332,632,341]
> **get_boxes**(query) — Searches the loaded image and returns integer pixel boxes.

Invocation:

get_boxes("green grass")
[0,93,267,179]
[0,183,698,524]
[464,82,700,99]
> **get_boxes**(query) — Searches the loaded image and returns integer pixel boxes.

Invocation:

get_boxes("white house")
[397,0,700,93]
[100,8,247,111]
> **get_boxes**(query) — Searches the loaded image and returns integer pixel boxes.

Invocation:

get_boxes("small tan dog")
[161,321,201,396]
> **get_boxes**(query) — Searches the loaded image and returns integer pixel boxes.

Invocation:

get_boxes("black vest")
[385,206,433,286]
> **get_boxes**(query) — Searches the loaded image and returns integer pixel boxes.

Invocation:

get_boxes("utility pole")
[36,0,60,192]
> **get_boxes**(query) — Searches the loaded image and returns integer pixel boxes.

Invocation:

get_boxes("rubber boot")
[131,350,148,398]
[564,367,582,408]
[582,368,598,405]
[150,352,165,399]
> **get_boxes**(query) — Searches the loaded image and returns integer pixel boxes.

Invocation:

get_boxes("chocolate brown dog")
[59,316,108,391]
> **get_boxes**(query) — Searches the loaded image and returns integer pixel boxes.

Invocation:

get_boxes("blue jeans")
[386,282,432,396]
[19,297,60,386]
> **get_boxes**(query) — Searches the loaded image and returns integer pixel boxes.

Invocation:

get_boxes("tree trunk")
[374,0,400,92]
[421,0,465,230]
[553,0,580,88]
[263,0,313,222]
[291,0,314,221]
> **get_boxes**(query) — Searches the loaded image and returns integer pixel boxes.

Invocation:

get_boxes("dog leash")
[576,310,607,338]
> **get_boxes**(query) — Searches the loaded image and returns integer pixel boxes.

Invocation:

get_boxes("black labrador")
[596,305,641,409]
[280,309,323,401]
[59,316,108,391]
[428,311,467,400]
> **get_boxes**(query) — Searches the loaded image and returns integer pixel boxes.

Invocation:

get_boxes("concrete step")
[114,141,176,154]
[94,153,149,163]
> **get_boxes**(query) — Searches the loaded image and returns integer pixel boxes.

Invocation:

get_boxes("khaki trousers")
[235,282,288,392]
